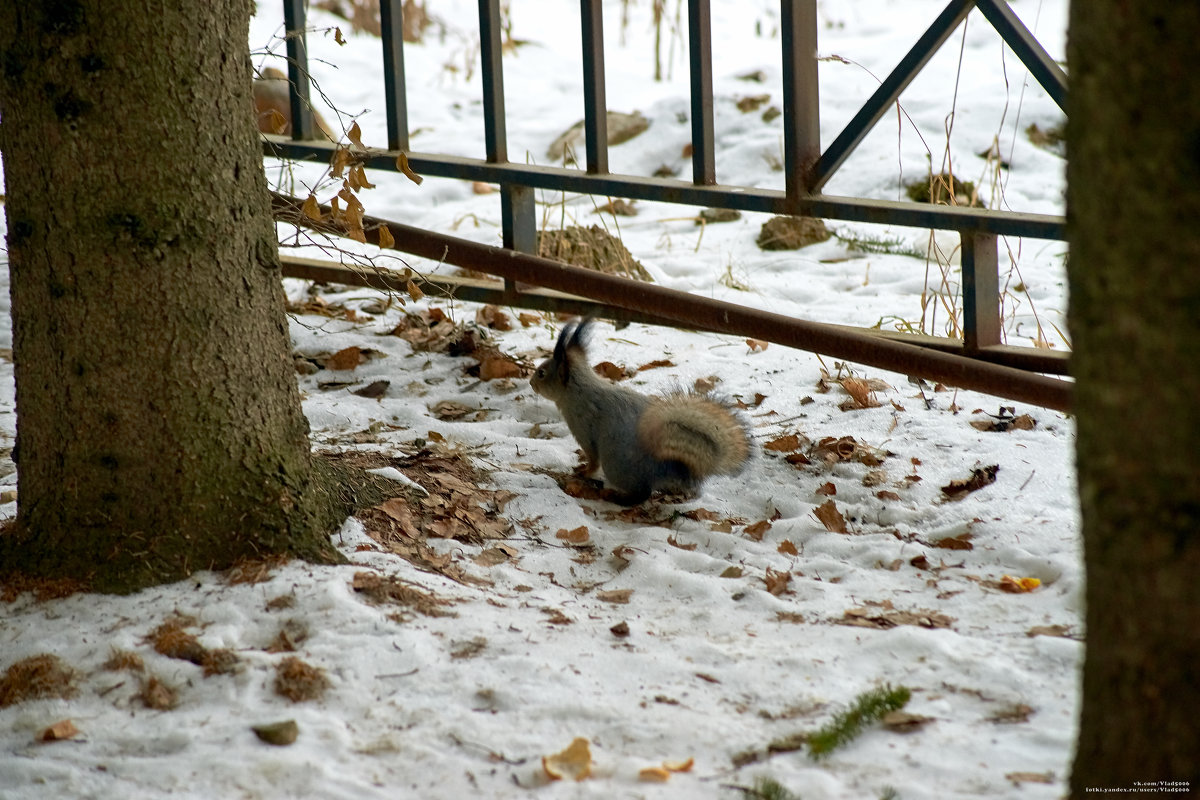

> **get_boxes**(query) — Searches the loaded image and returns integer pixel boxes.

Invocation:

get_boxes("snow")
[0,1,1078,798]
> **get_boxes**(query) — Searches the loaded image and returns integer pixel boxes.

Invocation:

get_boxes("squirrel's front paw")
[572,457,600,479]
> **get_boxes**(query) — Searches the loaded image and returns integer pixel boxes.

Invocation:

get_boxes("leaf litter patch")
[325,445,515,595]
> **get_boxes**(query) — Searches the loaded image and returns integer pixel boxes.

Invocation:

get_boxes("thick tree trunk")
[0,1,351,592]
[1068,2,1200,792]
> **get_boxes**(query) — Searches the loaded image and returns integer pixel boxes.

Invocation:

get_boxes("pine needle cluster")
[807,684,912,759]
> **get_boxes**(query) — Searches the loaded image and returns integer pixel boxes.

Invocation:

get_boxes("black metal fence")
[264,0,1072,409]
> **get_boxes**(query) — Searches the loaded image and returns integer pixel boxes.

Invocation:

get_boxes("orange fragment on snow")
[639,767,671,782]
[999,575,1041,593]
[543,737,592,782]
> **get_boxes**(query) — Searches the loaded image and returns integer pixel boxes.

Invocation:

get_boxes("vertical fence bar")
[477,0,535,258]
[478,0,508,163]
[580,0,609,174]
[502,185,537,254]
[379,0,411,152]
[780,0,821,199]
[687,0,715,185]
[282,0,315,141]
[961,232,1002,351]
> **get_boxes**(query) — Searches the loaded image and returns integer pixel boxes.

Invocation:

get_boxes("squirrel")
[531,318,754,504]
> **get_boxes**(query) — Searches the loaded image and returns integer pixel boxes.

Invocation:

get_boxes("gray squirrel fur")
[530,318,753,504]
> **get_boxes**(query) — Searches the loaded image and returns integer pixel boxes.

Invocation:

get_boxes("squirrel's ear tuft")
[553,320,578,363]
[559,317,593,358]
[568,317,594,352]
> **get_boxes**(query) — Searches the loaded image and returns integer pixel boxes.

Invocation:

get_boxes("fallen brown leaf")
[813,500,847,533]
[941,465,999,499]
[1006,771,1054,786]
[746,338,769,352]
[350,380,389,399]
[36,719,79,742]
[932,533,974,551]
[744,519,772,541]
[881,710,935,733]
[556,526,591,545]
[838,605,954,630]
[840,377,882,410]
[325,346,365,371]
[764,433,807,452]
[475,305,512,330]
[764,568,792,596]
[1026,624,1075,639]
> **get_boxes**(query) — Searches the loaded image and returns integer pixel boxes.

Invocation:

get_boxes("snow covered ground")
[0,1,1079,798]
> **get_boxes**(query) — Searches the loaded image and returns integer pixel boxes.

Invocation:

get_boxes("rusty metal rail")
[273,193,1072,412]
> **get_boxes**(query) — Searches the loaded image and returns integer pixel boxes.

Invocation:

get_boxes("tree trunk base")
[0,457,394,595]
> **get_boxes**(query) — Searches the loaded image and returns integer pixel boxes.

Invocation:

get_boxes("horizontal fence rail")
[263,0,1072,406]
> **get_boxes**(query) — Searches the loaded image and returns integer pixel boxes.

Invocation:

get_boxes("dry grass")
[103,648,145,673]
[0,654,77,708]
[274,657,331,703]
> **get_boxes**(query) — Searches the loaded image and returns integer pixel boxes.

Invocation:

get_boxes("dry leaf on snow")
[1006,772,1055,786]
[764,433,807,452]
[556,526,591,545]
[744,519,772,541]
[839,604,954,630]
[325,346,365,371]
[36,719,79,742]
[932,533,974,551]
[350,380,389,399]
[813,500,847,533]
[941,465,999,499]
[592,361,627,381]
[881,710,935,733]
[475,305,512,330]
[764,568,792,596]
[840,377,882,410]
[429,400,473,420]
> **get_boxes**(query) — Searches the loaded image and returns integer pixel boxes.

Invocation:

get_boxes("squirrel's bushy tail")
[638,391,752,481]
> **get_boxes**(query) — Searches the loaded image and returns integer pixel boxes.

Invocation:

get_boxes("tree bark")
[1068,3,1200,792]
[0,0,356,592]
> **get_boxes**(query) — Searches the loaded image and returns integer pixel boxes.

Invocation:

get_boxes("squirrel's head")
[531,318,593,402]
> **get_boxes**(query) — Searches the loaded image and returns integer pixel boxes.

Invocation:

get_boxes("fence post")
[688,0,715,185]
[961,231,1002,351]
[580,0,609,174]
[477,0,536,260]
[379,0,410,152]
[781,0,820,198]
[282,0,315,141]
[502,185,537,255]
